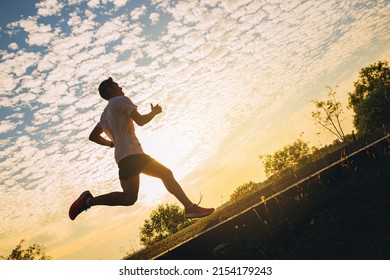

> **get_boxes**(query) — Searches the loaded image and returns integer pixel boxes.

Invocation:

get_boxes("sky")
[0,0,389,260]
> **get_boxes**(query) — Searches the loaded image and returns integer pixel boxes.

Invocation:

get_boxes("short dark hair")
[98,77,114,100]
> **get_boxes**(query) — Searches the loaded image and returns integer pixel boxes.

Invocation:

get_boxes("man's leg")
[69,175,140,220]
[89,175,140,206]
[141,160,214,218]
[140,160,193,208]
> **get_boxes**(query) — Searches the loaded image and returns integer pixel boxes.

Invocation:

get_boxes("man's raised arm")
[130,104,162,126]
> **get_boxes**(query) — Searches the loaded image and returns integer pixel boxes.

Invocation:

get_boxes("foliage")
[348,60,390,134]
[259,139,312,178]
[0,239,52,260]
[230,181,260,202]
[311,87,348,142]
[139,203,196,246]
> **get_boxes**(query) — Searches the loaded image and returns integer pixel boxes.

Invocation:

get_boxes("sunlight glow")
[0,0,388,259]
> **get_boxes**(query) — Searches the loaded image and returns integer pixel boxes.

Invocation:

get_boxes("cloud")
[0,50,41,94]
[149,12,160,25]
[0,120,22,134]
[130,5,147,21]
[68,0,83,5]
[36,0,64,17]
[7,16,59,46]
[93,16,126,45]
[88,0,100,9]
[8,43,18,50]
[109,0,128,9]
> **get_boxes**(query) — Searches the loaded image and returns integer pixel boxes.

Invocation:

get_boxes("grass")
[125,133,390,260]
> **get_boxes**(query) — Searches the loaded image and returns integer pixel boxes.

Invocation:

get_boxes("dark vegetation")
[0,239,52,260]
[127,132,390,259]
[139,203,196,246]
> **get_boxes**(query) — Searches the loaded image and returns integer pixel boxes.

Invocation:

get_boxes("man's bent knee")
[161,167,174,180]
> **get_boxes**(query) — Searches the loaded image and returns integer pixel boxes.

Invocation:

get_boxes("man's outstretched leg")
[69,175,140,220]
[90,175,140,206]
[141,160,214,218]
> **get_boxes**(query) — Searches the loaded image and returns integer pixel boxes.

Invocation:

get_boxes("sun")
[138,125,195,180]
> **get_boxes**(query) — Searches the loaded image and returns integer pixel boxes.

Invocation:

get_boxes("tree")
[0,239,52,260]
[259,139,312,178]
[348,60,390,134]
[230,181,259,202]
[139,203,196,246]
[311,87,349,142]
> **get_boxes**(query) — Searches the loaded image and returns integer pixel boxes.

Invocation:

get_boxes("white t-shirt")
[97,96,144,164]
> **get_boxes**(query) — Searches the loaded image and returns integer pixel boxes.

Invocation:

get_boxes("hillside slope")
[126,133,390,260]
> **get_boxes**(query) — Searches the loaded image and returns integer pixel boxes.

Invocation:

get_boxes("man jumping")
[69,77,214,220]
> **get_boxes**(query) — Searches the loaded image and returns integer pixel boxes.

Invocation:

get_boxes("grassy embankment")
[126,132,390,260]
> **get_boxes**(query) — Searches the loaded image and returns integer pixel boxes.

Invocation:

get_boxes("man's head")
[98,77,124,100]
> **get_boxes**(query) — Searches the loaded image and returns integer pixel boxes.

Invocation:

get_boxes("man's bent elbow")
[133,119,146,126]
[89,125,103,142]
[89,133,99,143]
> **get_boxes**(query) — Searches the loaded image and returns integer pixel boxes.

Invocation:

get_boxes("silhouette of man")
[69,77,214,220]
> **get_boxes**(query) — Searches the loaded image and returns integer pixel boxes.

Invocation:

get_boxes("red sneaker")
[184,204,214,219]
[69,191,92,220]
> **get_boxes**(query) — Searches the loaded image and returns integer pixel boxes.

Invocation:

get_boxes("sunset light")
[0,0,389,260]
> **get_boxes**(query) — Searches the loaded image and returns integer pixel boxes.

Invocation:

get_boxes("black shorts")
[118,154,154,180]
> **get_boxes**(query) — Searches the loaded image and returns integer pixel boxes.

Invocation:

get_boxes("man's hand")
[150,103,162,115]
[131,104,162,126]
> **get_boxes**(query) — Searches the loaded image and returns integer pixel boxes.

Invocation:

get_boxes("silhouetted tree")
[348,60,390,134]
[259,139,312,178]
[230,181,259,202]
[311,87,348,142]
[0,239,52,260]
[139,203,195,246]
